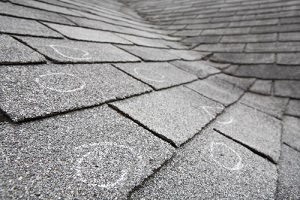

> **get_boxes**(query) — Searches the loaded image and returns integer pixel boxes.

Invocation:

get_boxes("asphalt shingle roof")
[0,0,299,199]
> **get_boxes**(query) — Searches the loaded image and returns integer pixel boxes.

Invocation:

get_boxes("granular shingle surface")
[0,64,151,121]
[1,0,300,198]
[0,105,175,199]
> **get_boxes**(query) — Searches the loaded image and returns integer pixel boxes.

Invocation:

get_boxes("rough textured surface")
[0,64,151,121]
[213,73,255,90]
[170,60,221,79]
[186,76,244,106]
[249,80,272,95]
[213,103,281,163]
[283,116,300,151]
[285,100,300,117]
[240,92,288,118]
[117,45,180,61]
[0,105,175,199]
[277,145,300,200]
[17,37,140,63]
[274,80,300,99]
[114,62,197,89]
[44,23,132,44]
[131,129,277,199]
[112,86,223,147]
[0,15,62,37]
[0,35,45,64]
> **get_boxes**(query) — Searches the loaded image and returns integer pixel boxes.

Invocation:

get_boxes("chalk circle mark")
[202,106,233,124]
[210,142,243,171]
[134,67,165,83]
[49,44,91,60]
[74,142,144,188]
[35,72,86,93]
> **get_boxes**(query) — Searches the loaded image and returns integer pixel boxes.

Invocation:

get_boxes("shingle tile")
[250,80,272,95]
[235,64,300,80]
[0,2,74,25]
[186,22,228,30]
[171,60,221,78]
[277,53,300,65]
[229,19,278,27]
[111,86,223,147]
[0,105,174,199]
[275,80,300,98]
[283,116,300,151]
[279,32,300,41]
[131,129,277,199]
[201,27,250,35]
[173,30,201,37]
[186,76,244,106]
[0,16,62,38]
[285,100,300,117]
[10,0,81,16]
[117,45,179,61]
[0,64,151,121]
[43,23,132,44]
[195,43,245,52]
[0,35,45,64]
[182,35,221,47]
[213,73,255,90]
[221,33,277,43]
[251,24,300,34]
[214,103,282,163]
[17,37,140,63]
[116,34,168,48]
[211,53,275,64]
[240,92,288,118]
[115,62,197,90]
[277,145,300,199]
[167,49,208,60]
[246,42,300,52]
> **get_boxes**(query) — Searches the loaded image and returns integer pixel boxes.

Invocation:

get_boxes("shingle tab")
[211,53,275,64]
[17,37,140,63]
[283,116,300,151]
[214,103,282,163]
[43,23,132,44]
[0,64,151,121]
[186,76,244,106]
[274,80,300,98]
[131,129,277,199]
[0,2,74,25]
[0,35,45,64]
[111,86,223,147]
[117,45,180,61]
[114,62,197,89]
[0,105,174,199]
[0,16,62,38]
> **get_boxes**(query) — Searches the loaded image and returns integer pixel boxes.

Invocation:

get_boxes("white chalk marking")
[202,106,233,124]
[35,72,86,93]
[74,142,144,188]
[134,67,165,82]
[210,142,243,171]
[49,45,91,60]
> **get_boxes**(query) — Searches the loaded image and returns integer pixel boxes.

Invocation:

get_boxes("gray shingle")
[117,45,179,61]
[167,49,208,60]
[0,2,74,25]
[111,86,223,147]
[283,116,300,151]
[0,64,151,121]
[186,76,244,106]
[0,105,174,199]
[277,145,300,199]
[213,73,255,90]
[221,33,277,43]
[131,129,277,199]
[195,43,245,52]
[214,103,282,163]
[43,23,132,44]
[279,32,300,42]
[277,53,300,65]
[201,27,250,35]
[116,34,168,48]
[114,62,197,90]
[250,80,272,95]
[285,100,300,117]
[246,42,300,52]
[170,60,221,78]
[0,35,45,64]
[0,16,62,38]
[211,53,275,64]
[17,37,140,63]
[240,92,288,119]
[229,19,278,27]
[274,80,300,98]
[235,64,300,80]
